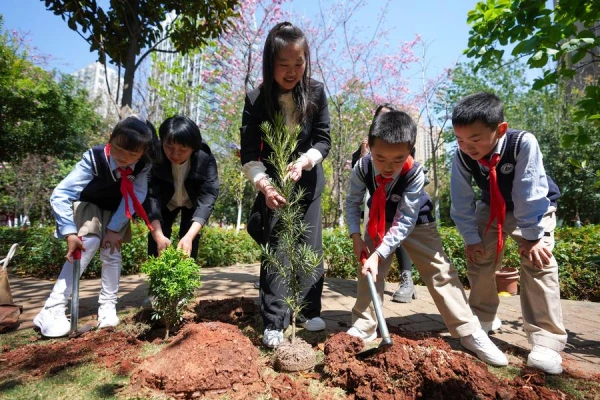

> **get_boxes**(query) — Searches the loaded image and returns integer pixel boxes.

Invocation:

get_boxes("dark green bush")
[3,224,598,301]
[196,227,262,267]
[323,228,359,279]
[320,225,600,302]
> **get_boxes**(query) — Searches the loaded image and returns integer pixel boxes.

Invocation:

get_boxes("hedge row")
[1,224,598,301]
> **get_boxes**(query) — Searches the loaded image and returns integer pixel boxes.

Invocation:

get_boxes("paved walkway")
[6,264,600,376]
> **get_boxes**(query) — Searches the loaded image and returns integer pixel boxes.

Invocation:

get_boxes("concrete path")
[6,264,599,376]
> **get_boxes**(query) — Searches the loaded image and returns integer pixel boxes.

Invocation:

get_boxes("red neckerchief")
[105,144,153,231]
[478,153,504,261]
[367,156,414,247]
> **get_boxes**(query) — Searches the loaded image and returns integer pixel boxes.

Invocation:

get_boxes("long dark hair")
[262,22,314,123]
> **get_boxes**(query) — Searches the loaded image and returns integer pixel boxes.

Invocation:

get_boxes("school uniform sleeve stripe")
[50,151,95,238]
[375,168,423,260]
[450,150,481,245]
[511,132,550,240]
[345,162,367,236]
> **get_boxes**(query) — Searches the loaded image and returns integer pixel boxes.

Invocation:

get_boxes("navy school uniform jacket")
[144,143,219,226]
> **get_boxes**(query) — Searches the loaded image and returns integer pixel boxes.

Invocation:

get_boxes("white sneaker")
[98,306,119,328]
[481,317,502,333]
[34,306,70,338]
[262,328,283,348]
[301,317,326,332]
[527,345,563,374]
[346,326,377,343]
[460,328,508,366]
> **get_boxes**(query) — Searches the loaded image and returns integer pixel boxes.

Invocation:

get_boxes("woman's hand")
[285,155,309,183]
[257,177,286,209]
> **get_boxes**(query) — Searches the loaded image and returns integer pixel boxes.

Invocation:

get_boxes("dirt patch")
[130,322,264,399]
[0,329,142,382]
[323,332,570,400]
[275,337,316,372]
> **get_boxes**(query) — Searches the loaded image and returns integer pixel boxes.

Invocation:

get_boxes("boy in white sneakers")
[450,92,566,374]
[346,110,508,367]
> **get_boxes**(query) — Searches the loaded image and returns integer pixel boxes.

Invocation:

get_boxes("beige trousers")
[352,222,480,338]
[467,201,567,352]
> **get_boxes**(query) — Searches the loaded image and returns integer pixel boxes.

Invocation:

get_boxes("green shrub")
[141,247,202,339]
[196,227,262,267]
[323,228,359,279]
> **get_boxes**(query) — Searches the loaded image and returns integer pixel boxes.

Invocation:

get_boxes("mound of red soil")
[130,322,264,399]
[0,330,142,382]
[323,332,569,400]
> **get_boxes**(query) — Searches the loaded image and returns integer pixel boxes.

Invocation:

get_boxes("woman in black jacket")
[145,116,219,259]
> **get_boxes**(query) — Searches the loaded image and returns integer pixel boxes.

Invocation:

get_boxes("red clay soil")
[130,322,265,399]
[323,332,572,400]
[0,329,142,382]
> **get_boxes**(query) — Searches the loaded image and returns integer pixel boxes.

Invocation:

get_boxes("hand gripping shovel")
[356,251,393,359]
[69,244,97,338]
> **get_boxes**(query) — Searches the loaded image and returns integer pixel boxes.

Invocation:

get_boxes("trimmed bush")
[196,227,262,267]
[323,228,359,279]
[2,224,598,301]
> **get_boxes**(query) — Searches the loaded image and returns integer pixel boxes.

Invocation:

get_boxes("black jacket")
[144,143,219,225]
[240,80,331,200]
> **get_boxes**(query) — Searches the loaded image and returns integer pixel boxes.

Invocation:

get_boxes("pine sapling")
[260,113,322,343]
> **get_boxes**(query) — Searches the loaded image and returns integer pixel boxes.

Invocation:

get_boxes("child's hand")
[285,156,308,183]
[362,253,380,282]
[65,235,85,263]
[102,230,123,254]
[519,239,553,269]
[177,237,193,257]
[465,242,485,263]
[154,233,171,255]
[351,234,368,262]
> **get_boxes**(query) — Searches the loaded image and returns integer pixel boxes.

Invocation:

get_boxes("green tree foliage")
[0,17,101,163]
[465,0,600,138]
[43,0,239,109]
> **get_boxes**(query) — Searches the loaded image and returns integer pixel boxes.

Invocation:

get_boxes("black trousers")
[147,206,199,260]
[396,245,412,272]
[255,193,325,330]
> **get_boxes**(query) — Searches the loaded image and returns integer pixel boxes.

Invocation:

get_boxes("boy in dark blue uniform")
[450,92,566,374]
[346,110,507,366]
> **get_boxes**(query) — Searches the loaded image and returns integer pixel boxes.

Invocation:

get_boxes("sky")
[0,0,480,89]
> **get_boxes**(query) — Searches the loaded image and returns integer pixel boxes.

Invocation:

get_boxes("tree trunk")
[236,199,242,233]
[121,20,141,109]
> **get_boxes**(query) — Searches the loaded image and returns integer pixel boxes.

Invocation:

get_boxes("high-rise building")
[148,33,221,127]
[72,62,122,122]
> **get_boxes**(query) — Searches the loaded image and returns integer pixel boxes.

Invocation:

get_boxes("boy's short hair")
[368,110,417,149]
[451,92,504,130]
[159,116,203,151]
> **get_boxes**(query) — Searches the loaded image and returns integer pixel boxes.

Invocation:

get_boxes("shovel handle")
[70,237,82,335]
[360,250,392,345]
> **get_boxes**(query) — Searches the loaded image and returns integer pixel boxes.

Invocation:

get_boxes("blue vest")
[79,145,148,211]
[357,154,435,225]
[456,129,560,211]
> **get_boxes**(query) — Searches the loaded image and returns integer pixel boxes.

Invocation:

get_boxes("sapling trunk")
[260,114,322,344]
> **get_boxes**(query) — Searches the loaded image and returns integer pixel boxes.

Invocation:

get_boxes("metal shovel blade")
[356,252,393,359]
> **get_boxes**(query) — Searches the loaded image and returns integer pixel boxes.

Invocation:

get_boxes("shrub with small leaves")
[141,247,202,339]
